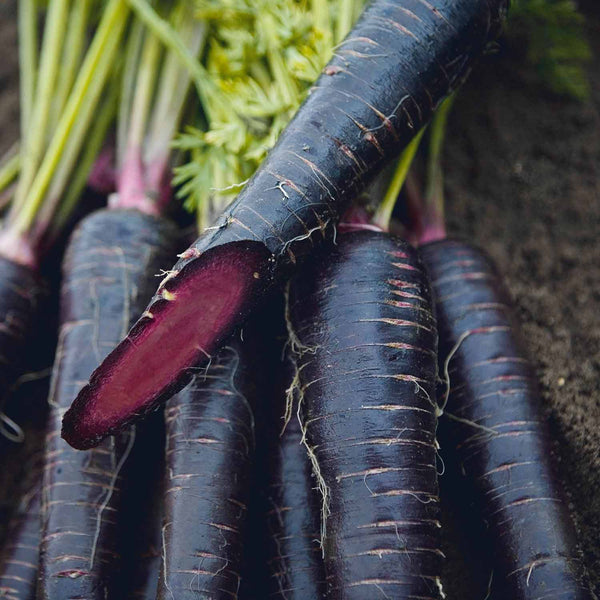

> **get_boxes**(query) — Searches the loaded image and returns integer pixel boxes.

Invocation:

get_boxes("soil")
[0,2,598,598]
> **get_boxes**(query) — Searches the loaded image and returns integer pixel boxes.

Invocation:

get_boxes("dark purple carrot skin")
[263,394,327,599]
[0,450,43,600]
[40,209,177,600]
[420,239,594,599]
[0,258,45,400]
[118,413,165,600]
[289,230,443,599]
[0,294,53,600]
[62,0,508,450]
[158,340,260,600]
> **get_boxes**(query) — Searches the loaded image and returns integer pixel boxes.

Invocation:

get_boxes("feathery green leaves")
[173,0,365,227]
[508,0,591,100]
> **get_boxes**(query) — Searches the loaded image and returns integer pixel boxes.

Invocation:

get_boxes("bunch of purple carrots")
[0,1,595,599]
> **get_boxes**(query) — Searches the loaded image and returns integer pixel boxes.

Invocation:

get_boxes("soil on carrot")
[0,2,598,596]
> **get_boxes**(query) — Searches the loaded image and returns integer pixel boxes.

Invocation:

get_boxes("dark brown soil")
[0,2,598,598]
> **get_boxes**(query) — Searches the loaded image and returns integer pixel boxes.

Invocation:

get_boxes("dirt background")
[0,1,598,598]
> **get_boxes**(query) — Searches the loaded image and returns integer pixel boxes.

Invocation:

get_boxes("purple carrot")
[241,338,326,600]
[0,272,54,600]
[41,12,202,596]
[262,383,327,599]
[420,240,594,598]
[0,450,43,600]
[39,210,177,600]
[62,0,508,449]
[288,229,443,599]
[0,258,44,403]
[404,98,594,598]
[158,339,261,599]
[118,413,165,600]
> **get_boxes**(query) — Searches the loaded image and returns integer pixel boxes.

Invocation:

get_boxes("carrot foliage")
[507,0,591,99]
[172,0,365,228]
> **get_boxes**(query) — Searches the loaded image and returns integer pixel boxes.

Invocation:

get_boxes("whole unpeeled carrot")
[288,229,443,599]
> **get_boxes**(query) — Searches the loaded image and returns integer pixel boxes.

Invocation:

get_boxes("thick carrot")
[118,413,165,600]
[0,259,44,402]
[62,0,508,449]
[158,340,260,599]
[420,239,594,599]
[39,209,177,599]
[288,229,443,599]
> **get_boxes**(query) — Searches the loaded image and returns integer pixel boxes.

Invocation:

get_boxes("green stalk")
[145,17,206,172]
[372,127,426,231]
[262,12,298,109]
[117,20,145,168]
[15,0,69,210]
[125,0,233,125]
[36,52,123,234]
[18,0,38,137]
[424,94,455,223]
[127,31,162,150]
[335,0,355,42]
[312,0,332,39]
[49,1,93,134]
[11,0,130,234]
[0,151,20,194]
[51,86,120,237]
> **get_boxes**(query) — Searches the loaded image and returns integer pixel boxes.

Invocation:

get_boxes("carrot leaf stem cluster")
[3,0,129,258]
[113,2,205,215]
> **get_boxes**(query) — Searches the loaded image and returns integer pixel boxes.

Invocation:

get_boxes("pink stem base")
[0,228,38,269]
[112,146,163,217]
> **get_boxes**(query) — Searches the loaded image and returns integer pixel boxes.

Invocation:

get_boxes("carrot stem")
[125,0,235,126]
[18,0,38,138]
[49,1,93,135]
[0,148,20,195]
[12,0,130,234]
[14,0,69,213]
[424,94,455,228]
[336,0,355,42]
[127,31,162,152]
[114,25,163,213]
[372,127,426,231]
[117,20,145,169]
[47,82,120,242]
[145,14,206,191]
